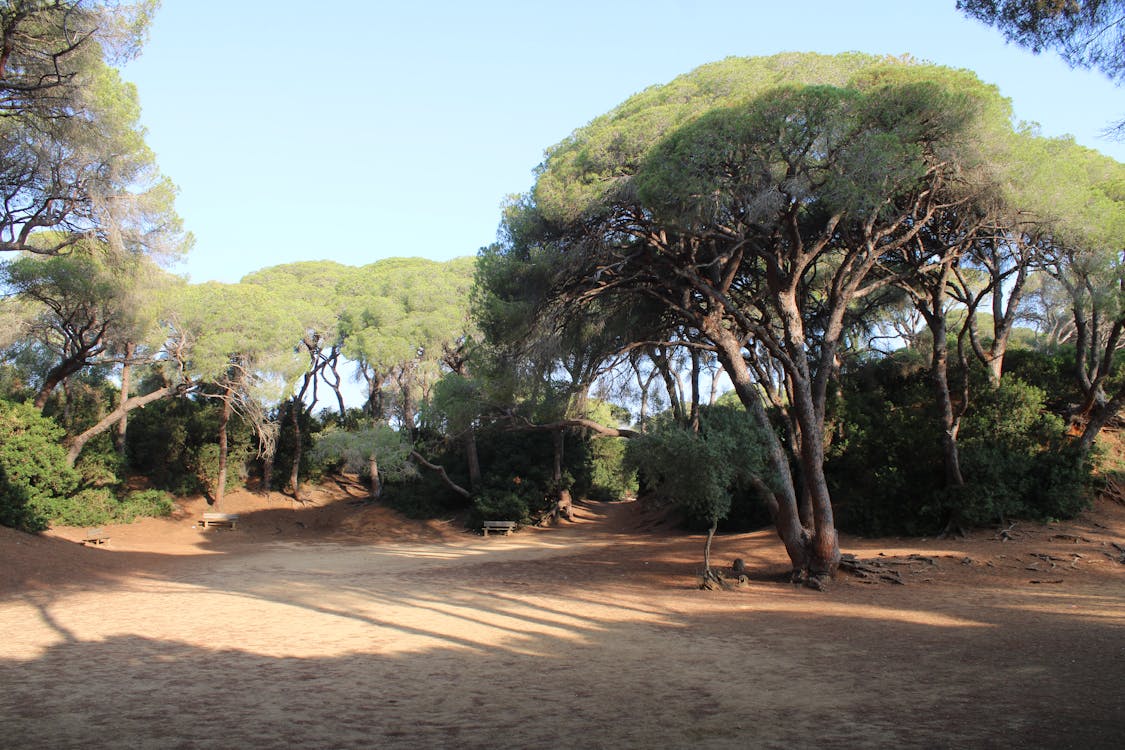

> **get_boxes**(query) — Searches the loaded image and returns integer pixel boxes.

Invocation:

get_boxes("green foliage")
[30,486,174,527]
[311,423,416,482]
[827,356,1093,534]
[826,355,944,534]
[584,434,634,502]
[0,400,79,532]
[625,403,768,530]
[957,378,1091,523]
[74,435,125,487]
[471,488,529,525]
[126,394,254,495]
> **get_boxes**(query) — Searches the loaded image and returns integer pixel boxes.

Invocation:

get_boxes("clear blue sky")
[122,0,1125,284]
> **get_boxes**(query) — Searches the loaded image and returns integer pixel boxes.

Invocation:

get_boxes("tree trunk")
[464,428,482,492]
[115,342,136,455]
[928,311,965,489]
[710,325,810,577]
[288,396,303,502]
[262,450,275,495]
[789,374,841,580]
[33,356,87,410]
[215,386,233,508]
[702,516,718,573]
[653,348,684,424]
[66,383,178,467]
[552,428,564,483]
[368,453,381,500]
[689,348,701,433]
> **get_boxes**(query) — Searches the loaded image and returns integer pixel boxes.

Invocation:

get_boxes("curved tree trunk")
[410,450,471,499]
[66,383,179,467]
[710,325,810,577]
[33,355,88,410]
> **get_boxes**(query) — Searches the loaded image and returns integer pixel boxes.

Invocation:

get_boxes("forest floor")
[1,480,1123,749]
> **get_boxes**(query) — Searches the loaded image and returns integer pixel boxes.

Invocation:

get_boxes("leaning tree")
[498,53,1016,584]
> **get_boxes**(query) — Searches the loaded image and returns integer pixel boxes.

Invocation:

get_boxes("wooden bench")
[482,520,517,537]
[199,512,240,529]
[82,527,109,546]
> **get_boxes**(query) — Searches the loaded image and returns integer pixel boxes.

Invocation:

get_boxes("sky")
[121,0,1125,285]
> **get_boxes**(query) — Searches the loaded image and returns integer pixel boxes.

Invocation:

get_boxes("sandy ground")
[1,482,1123,749]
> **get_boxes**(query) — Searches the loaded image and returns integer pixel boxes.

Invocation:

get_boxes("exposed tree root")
[838,553,906,584]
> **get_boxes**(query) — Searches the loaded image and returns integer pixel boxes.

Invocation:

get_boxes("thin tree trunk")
[689,348,701,433]
[288,396,303,502]
[215,386,233,508]
[465,428,482,492]
[115,342,135,455]
[702,516,717,573]
[262,451,274,495]
[928,308,965,490]
[368,453,381,500]
[552,428,564,483]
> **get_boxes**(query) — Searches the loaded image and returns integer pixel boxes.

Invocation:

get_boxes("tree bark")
[115,342,136,455]
[709,324,810,576]
[66,383,179,467]
[215,385,234,508]
[34,355,87,410]
[702,516,718,573]
[368,453,381,500]
[287,396,303,502]
[464,428,482,492]
[410,450,472,499]
[552,428,564,483]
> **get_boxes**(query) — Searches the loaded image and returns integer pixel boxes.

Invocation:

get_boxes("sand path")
[1,497,1123,748]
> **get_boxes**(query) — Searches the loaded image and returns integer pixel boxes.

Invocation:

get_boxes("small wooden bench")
[199,512,240,529]
[482,520,517,537]
[82,528,109,546]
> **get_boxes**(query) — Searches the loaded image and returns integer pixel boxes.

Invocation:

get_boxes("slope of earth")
[0,483,1122,749]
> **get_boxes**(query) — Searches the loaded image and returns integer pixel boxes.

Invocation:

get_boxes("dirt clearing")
[2,486,1123,749]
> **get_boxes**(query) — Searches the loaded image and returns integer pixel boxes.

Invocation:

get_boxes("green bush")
[32,487,119,527]
[827,355,1093,535]
[30,487,175,527]
[127,394,255,496]
[471,488,529,526]
[957,378,1091,524]
[75,434,125,487]
[625,403,770,531]
[0,400,79,532]
[119,489,176,522]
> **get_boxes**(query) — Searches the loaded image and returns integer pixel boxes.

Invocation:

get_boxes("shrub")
[471,488,529,526]
[0,400,79,532]
[827,356,1093,535]
[32,487,119,527]
[625,403,770,531]
[30,487,175,527]
[119,489,176,522]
